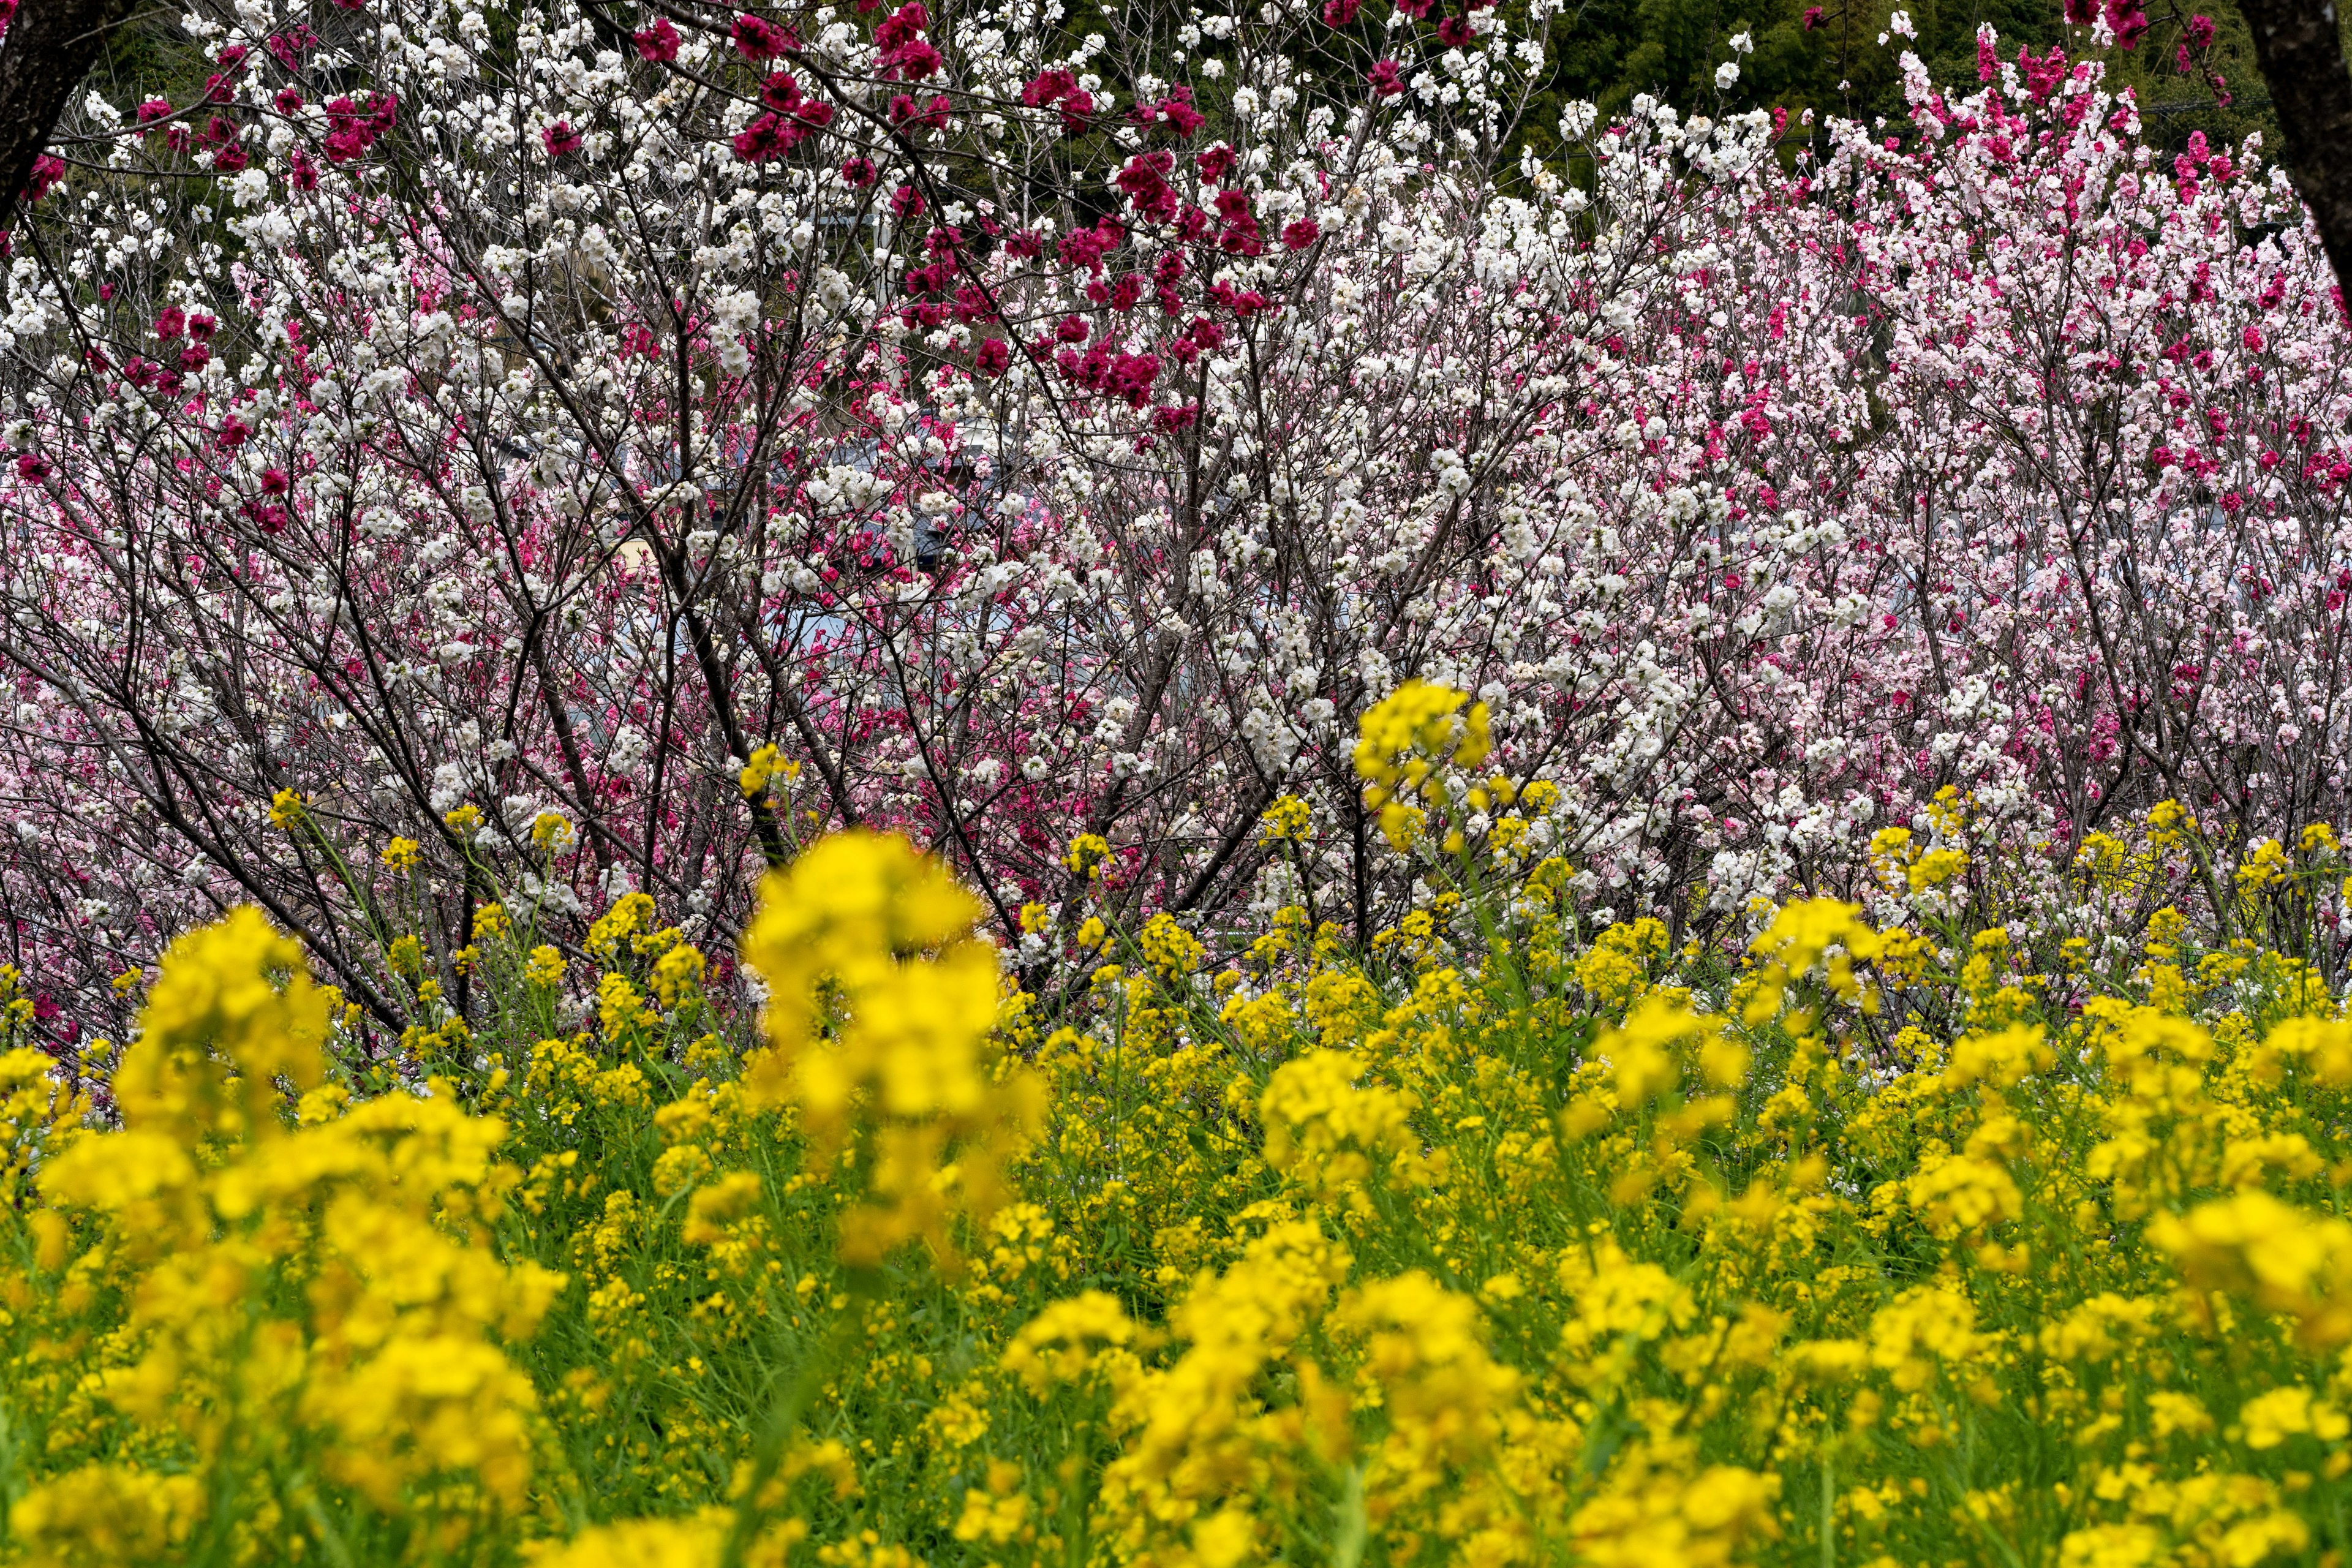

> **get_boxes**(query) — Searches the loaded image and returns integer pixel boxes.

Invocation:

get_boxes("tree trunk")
[0,0,140,235]
[2236,0,2352,298]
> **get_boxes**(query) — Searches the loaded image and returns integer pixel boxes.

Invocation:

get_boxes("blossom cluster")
[0,0,2340,1028]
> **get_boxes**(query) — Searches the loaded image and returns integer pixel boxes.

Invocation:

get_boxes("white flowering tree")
[0,0,2344,1033]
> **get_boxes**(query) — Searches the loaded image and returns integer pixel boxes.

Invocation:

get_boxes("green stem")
[1819,1452,1834,1568]
[1330,1463,1368,1568]
[717,1297,868,1568]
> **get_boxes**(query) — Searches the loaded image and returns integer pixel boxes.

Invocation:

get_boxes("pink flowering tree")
[0,0,1580,1026]
[0,0,2345,1038]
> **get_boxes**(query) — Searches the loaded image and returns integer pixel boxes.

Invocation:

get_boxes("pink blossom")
[635,18,680,59]
[23,155,64,203]
[731,13,793,59]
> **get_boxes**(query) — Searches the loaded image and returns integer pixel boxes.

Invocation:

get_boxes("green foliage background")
[1512,0,2288,164]
[85,0,2309,169]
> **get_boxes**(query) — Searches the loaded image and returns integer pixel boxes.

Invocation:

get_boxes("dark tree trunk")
[2236,0,2352,298]
[0,0,140,235]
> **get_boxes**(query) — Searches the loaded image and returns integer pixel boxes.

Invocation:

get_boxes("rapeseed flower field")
[3,690,2351,1567]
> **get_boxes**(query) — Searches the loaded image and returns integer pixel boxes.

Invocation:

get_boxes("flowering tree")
[0,0,2345,1035]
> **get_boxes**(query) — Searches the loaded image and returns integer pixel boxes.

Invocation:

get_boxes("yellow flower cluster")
[1257,793,1313,845]
[9,780,2352,1567]
[739,831,1043,1268]
[1257,1048,1427,1202]
[18,910,565,1560]
[1352,677,1491,791]
[740,742,802,800]
[1350,680,1545,859]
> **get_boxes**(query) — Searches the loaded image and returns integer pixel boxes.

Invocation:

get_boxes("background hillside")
[89,0,2285,159]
